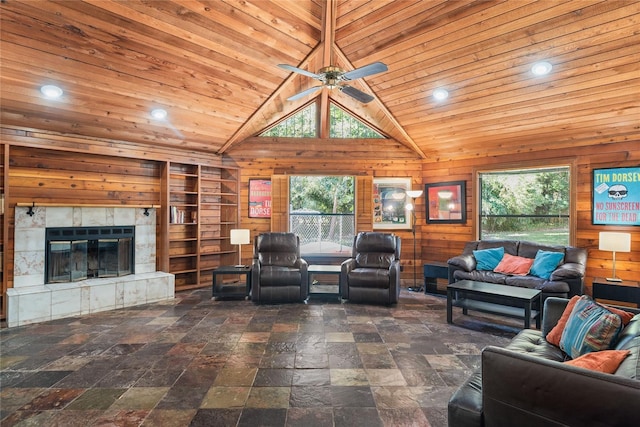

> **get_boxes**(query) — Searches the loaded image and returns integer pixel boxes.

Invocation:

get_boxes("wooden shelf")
[166,162,240,291]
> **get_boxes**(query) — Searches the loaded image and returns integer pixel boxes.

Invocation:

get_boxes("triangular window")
[329,103,383,138]
[261,103,317,137]
[259,101,384,138]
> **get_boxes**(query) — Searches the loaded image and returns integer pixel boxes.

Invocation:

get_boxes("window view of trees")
[480,167,570,245]
[259,102,383,138]
[289,176,355,255]
[261,103,317,137]
[329,103,383,138]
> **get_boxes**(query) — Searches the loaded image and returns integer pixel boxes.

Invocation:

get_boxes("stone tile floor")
[0,288,519,426]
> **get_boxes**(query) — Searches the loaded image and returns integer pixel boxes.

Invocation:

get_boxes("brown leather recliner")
[341,231,401,305]
[251,232,308,303]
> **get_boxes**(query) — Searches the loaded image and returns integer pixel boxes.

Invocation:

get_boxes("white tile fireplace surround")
[7,206,174,327]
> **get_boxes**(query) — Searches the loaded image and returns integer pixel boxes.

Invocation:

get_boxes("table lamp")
[599,231,631,282]
[230,229,251,267]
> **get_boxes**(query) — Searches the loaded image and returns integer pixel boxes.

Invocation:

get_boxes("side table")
[308,264,342,301]
[592,277,640,307]
[423,262,449,294]
[212,265,251,299]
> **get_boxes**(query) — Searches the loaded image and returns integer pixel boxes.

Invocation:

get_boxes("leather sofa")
[448,240,587,300]
[448,297,640,427]
[251,232,308,303]
[340,231,401,305]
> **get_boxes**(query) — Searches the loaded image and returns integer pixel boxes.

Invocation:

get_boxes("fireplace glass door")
[48,240,88,283]
[46,226,134,284]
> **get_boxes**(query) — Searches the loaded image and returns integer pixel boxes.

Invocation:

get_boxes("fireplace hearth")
[8,206,174,327]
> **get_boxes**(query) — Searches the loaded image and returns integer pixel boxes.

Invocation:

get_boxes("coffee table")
[447,280,541,329]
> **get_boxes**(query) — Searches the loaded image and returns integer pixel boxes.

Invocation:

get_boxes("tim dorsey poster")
[593,166,640,226]
[249,179,271,218]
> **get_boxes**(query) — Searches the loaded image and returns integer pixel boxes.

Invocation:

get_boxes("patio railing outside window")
[290,213,354,255]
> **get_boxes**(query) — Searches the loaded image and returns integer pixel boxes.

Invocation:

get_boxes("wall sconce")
[230,229,251,267]
[599,231,631,282]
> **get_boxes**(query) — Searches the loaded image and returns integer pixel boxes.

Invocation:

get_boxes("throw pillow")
[604,305,635,326]
[564,349,630,373]
[473,247,505,271]
[546,295,581,346]
[547,296,636,347]
[493,254,534,276]
[559,296,623,359]
[530,250,565,279]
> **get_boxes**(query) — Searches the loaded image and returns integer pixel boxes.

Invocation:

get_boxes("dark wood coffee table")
[447,280,541,329]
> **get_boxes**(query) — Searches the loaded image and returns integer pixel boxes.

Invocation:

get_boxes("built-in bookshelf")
[1,144,6,319]
[167,162,239,291]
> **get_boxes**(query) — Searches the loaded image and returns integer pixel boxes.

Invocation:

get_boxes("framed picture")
[249,179,272,218]
[592,166,640,226]
[425,181,466,224]
[373,177,412,230]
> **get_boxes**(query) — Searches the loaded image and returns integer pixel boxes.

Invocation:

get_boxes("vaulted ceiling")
[1,0,638,161]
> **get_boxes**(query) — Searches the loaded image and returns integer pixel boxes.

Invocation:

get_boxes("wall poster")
[249,179,272,218]
[424,181,467,224]
[592,166,640,226]
[373,177,412,230]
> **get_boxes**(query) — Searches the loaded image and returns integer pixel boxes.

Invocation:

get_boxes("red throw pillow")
[546,295,581,346]
[493,254,534,276]
[564,350,630,373]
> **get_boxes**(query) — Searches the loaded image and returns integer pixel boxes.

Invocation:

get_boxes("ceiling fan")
[278,62,388,103]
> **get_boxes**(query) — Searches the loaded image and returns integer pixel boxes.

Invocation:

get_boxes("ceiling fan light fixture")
[433,88,449,101]
[531,61,552,76]
[40,84,63,99]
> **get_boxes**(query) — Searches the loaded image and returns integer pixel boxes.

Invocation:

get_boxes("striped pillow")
[559,296,623,359]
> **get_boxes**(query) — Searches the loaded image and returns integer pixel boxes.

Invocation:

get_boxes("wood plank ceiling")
[1,0,638,161]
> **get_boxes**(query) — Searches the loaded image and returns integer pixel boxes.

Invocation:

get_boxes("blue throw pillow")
[559,296,623,359]
[473,247,505,271]
[530,250,565,279]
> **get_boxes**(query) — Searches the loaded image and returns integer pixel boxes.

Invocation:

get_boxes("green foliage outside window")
[329,104,383,138]
[480,167,570,245]
[259,102,383,138]
[290,176,354,213]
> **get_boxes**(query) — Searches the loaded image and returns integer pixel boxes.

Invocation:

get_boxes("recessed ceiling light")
[433,88,449,101]
[531,61,552,76]
[40,85,63,99]
[151,108,168,120]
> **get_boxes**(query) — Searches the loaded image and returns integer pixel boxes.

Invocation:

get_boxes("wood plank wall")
[228,157,425,283]
[0,126,226,293]
[231,141,639,295]
[2,125,638,301]
[418,141,640,297]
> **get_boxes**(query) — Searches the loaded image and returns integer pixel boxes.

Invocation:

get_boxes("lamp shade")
[406,190,423,199]
[599,232,631,252]
[230,229,251,245]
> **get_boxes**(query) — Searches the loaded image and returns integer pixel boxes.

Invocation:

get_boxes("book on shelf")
[170,206,196,224]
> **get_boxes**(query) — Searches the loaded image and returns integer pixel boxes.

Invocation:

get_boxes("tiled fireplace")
[7,206,174,327]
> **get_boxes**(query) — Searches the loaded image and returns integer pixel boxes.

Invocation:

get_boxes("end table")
[212,265,251,299]
[592,277,639,307]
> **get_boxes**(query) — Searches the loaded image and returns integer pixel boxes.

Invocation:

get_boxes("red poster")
[249,179,272,218]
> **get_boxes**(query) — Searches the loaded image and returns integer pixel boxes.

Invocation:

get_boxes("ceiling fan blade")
[342,62,388,80]
[340,85,374,103]
[278,64,321,79]
[287,85,322,101]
